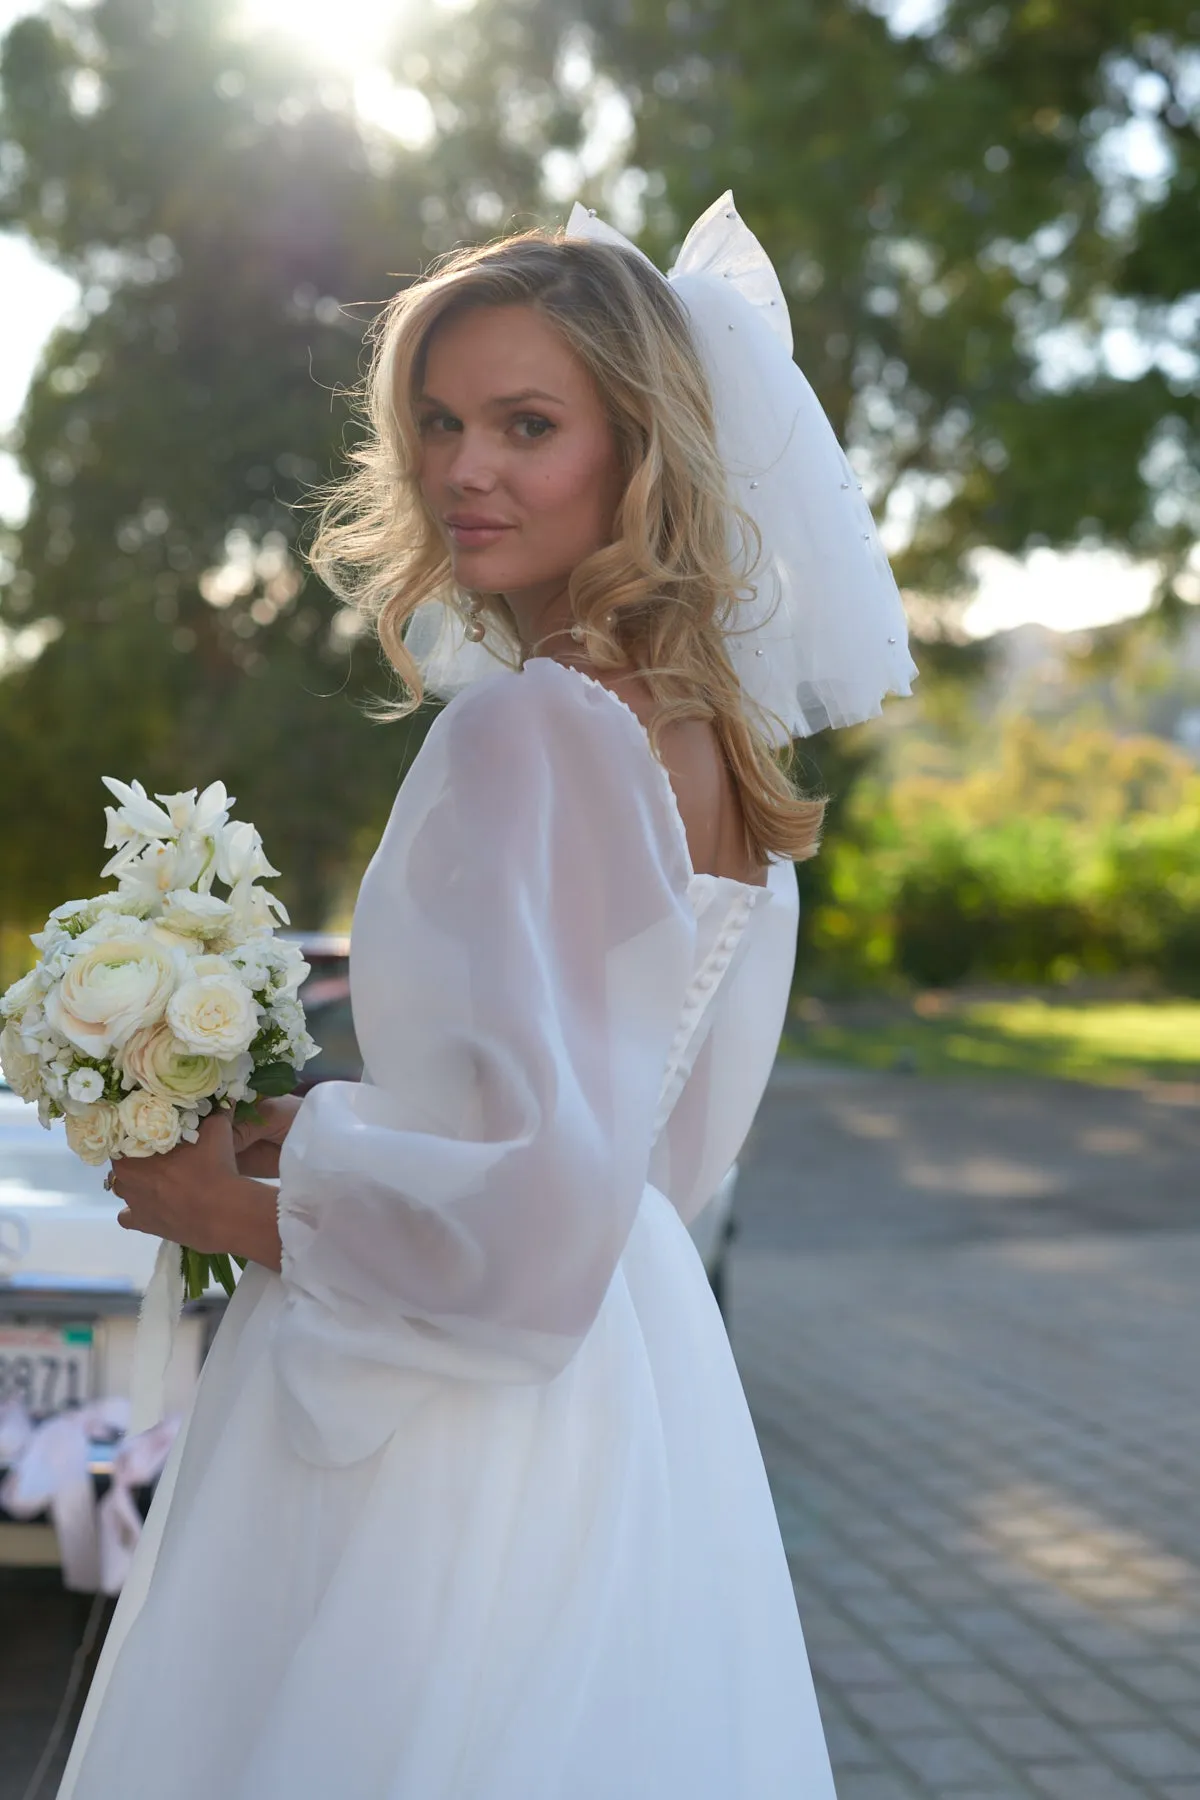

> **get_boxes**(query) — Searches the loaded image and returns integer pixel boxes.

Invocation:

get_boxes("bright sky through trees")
[237,0,400,72]
[0,0,1175,641]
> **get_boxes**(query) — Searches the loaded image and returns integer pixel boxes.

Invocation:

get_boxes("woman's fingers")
[235,1139,283,1180]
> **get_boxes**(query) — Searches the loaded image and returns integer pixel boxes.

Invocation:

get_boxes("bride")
[59,195,913,1799]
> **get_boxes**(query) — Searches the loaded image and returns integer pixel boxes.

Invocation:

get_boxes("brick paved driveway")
[4,1061,1197,1799]
[734,1062,1200,1800]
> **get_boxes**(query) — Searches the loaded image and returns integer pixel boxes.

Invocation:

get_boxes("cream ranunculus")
[64,1099,124,1165]
[167,973,258,1058]
[121,1018,222,1104]
[147,923,205,956]
[117,1089,182,1157]
[44,935,180,1058]
[71,910,154,946]
[189,953,238,979]
[161,889,234,940]
[0,1020,42,1101]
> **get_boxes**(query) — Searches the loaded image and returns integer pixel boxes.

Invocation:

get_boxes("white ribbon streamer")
[0,1395,175,1591]
[96,1412,180,1594]
[128,1236,184,1436]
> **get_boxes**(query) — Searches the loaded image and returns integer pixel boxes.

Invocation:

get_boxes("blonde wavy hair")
[309,228,824,866]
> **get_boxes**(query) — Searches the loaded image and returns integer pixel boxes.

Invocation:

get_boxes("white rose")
[64,1100,123,1165]
[117,1089,182,1157]
[1,967,42,1019]
[121,1018,222,1104]
[45,934,179,1057]
[161,890,235,940]
[66,1067,107,1105]
[167,973,259,1058]
[0,1020,42,1100]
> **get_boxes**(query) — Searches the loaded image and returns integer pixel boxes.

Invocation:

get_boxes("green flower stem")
[180,1246,243,1302]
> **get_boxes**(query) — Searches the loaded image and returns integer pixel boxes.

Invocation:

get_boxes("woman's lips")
[446,522,513,549]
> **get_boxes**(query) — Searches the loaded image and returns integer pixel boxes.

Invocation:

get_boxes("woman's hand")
[231,1093,304,1180]
[107,1109,283,1271]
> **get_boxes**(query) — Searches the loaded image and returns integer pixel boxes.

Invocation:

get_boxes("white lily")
[100,776,177,840]
[102,804,145,855]
[216,820,281,887]
[113,840,182,898]
[169,828,220,893]
[152,787,199,832]
[191,781,234,835]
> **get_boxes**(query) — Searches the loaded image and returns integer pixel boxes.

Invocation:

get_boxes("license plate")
[0,1323,94,1419]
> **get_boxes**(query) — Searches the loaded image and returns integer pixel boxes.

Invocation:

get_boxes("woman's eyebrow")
[418,388,566,411]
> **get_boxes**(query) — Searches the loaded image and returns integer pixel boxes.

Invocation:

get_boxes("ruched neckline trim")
[521,657,778,902]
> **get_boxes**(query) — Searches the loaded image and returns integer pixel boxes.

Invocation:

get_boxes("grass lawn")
[783,995,1200,1088]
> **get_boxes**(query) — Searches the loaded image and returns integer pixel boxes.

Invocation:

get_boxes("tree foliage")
[1,0,1196,951]
[592,0,1200,603]
[0,0,580,931]
[807,717,1200,990]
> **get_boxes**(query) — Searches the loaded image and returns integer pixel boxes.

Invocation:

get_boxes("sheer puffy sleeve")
[272,661,698,1466]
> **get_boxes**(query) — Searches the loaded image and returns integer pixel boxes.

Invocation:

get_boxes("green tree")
[591,0,1198,605]
[0,0,582,933]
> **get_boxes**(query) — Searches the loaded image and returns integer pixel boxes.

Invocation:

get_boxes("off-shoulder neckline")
[521,656,779,899]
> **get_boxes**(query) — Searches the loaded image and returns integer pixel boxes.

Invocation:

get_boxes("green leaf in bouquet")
[232,1098,265,1123]
[208,1254,239,1299]
[252,1060,298,1097]
[180,1247,241,1299]
[181,1246,209,1304]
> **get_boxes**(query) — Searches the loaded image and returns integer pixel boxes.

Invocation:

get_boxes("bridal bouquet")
[0,777,318,1302]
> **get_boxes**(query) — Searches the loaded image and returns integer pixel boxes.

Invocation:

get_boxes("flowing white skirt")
[58,1189,835,1799]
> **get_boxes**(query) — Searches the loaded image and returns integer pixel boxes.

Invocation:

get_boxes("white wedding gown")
[58,658,836,1799]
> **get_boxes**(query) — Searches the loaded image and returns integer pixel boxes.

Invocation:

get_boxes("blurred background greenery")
[0,0,1197,1082]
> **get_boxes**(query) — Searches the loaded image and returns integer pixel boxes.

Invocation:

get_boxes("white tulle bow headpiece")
[406,191,917,743]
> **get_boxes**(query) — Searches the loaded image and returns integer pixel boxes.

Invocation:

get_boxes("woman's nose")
[444,430,498,494]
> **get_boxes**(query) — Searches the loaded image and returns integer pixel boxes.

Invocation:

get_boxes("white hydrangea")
[66,1067,107,1105]
[0,966,42,1020]
[269,993,304,1033]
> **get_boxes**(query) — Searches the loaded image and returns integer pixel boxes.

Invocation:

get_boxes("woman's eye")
[512,414,554,441]
[418,412,460,435]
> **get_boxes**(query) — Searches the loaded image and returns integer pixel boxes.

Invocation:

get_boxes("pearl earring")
[464,597,486,642]
[570,624,586,643]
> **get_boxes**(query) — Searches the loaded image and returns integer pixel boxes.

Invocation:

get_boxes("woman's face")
[415,303,624,622]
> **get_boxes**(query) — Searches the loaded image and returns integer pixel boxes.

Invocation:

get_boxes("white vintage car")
[0,932,738,1580]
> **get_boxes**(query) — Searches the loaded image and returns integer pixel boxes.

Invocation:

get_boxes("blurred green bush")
[804,719,1200,992]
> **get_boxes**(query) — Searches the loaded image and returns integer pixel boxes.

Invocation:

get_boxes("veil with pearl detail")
[405,191,916,745]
